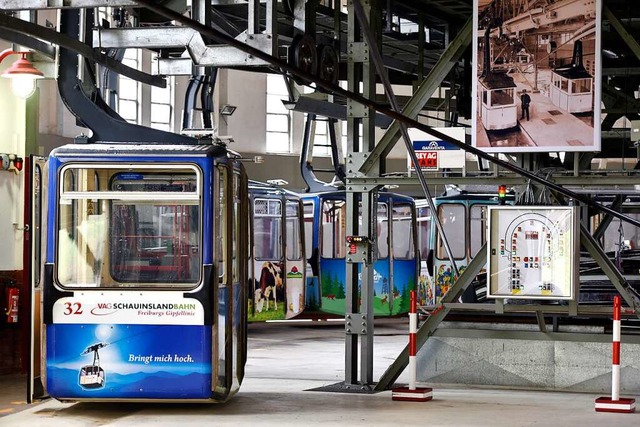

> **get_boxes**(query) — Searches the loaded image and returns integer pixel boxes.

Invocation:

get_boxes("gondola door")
[284,199,305,319]
[27,156,47,403]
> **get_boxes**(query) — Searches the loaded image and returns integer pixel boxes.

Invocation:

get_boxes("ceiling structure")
[2,1,639,147]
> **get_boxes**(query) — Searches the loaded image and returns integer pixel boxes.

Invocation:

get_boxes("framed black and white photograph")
[472,0,602,153]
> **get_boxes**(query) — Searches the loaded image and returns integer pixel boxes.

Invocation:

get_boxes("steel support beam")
[93,5,277,68]
[440,303,620,316]
[360,17,471,174]
[0,28,55,58]
[498,0,595,35]
[604,5,640,62]
[343,0,378,390]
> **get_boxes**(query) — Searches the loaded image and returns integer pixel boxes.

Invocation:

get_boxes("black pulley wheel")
[316,44,339,86]
[289,34,317,84]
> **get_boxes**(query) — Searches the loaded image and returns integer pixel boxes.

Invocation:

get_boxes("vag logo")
[91,302,117,316]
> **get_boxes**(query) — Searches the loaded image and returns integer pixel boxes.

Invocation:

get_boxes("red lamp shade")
[2,55,43,79]
[1,51,44,99]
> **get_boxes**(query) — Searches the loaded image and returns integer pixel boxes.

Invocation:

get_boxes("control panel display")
[487,206,578,300]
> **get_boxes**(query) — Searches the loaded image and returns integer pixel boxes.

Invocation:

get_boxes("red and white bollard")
[594,295,636,413]
[392,290,433,402]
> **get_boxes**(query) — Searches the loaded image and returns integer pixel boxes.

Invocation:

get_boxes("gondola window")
[56,165,201,288]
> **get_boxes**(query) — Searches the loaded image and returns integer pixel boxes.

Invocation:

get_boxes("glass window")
[286,201,302,261]
[490,88,514,106]
[572,78,592,94]
[321,200,346,258]
[151,73,174,131]
[253,198,282,260]
[303,202,315,259]
[218,167,227,283]
[417,206,432,259]
[57,167,201,288]
[560,77,569,92]
[232,172,241,283]
[265,74,291,153]
[118,49,141,124]
[436,203,466,260]
[376,203,389,259]
[470,204,488,257]
[393,204,415,260]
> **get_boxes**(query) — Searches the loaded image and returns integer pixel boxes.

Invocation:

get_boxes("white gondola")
[550,69,593,113]
[79,365,105,389]
[477,25,518,131]
[79,343,107,389]
[478,72,518,130]
[549,40,593,113]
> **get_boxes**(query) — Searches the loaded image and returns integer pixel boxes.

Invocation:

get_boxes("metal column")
[344,0,379,390]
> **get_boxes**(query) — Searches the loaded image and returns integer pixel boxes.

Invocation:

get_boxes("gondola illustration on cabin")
[79,343,108,389]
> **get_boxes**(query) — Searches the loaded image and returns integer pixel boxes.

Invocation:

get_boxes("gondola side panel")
[46,295,211,399]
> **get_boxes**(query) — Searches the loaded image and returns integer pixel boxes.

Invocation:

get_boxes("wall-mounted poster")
[472,0,601,153]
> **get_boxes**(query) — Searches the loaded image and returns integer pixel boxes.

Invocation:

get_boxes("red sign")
[413,151,438,171]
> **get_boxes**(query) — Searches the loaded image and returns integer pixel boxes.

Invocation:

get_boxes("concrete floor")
[1,319,639,426]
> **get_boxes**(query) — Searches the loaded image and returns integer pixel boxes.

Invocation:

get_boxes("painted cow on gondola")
[254,261,283,312]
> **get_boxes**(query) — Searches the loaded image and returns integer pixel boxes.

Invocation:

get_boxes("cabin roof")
[479,72,517,90]
[552,65,592,79]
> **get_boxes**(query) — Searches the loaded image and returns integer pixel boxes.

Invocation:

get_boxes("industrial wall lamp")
[0,49,44,99]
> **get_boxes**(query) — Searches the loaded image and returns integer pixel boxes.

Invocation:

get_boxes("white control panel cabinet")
[487,206,579,300]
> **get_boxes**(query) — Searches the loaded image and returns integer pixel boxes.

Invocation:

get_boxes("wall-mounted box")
[487,206,579,300]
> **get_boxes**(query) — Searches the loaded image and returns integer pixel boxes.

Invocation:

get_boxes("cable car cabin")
[301,191,418,317]
[550,67,593,114]
[78,343,107,389]
[79,365,105,389]
[422,189,509,305]
[41,142,249,402]
[478,72,518,130]
[550,40,593,114]
[248,181,305,321]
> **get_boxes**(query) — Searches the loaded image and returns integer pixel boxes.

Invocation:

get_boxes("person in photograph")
[520,89,531,121]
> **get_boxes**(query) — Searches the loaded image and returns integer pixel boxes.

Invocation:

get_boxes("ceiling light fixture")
[0,49,44,99]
